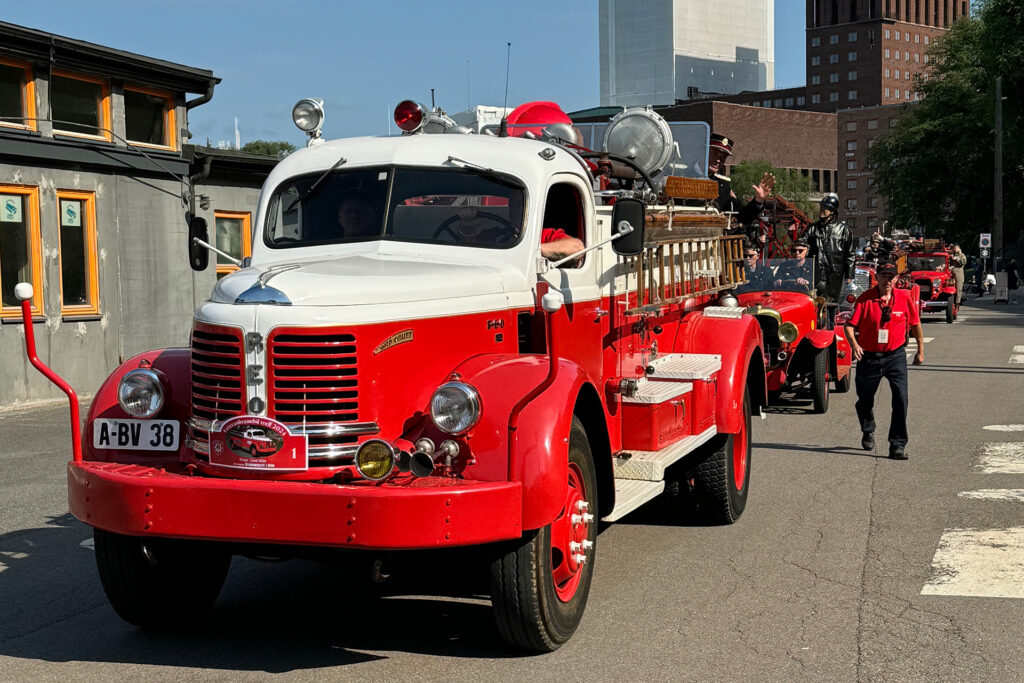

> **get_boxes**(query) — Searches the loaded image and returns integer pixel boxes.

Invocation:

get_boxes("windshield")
[265,166,526,249]
[907,255,948,272]
[736,257,818,296]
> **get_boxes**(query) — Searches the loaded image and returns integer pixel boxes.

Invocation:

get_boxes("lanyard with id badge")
[877,298,893,345]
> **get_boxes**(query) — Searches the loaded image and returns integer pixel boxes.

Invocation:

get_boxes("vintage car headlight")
[355,439,397,481]
[932,278,942,289]
[430,381,481,434]
[778,322,799,344]
[117,368,165,418]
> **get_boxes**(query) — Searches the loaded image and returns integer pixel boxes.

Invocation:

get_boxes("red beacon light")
[394,100,425,133]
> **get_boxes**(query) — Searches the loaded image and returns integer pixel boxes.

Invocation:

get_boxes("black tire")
[94,528,231,628]
[689,390,752,524]
[489,416,598,652]
[811,347,830,413]
[946,298,955,323]
[834,368,852,393]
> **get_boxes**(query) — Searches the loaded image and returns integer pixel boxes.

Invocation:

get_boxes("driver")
[540,227,584,261]
[774,239,814,292]
[736,241,773,292]
[336,190,379,238]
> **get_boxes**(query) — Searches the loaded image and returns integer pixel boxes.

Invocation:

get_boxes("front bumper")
[922,300,951,310]
[69,461,522,549]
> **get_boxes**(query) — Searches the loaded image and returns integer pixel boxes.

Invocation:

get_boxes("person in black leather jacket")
[807,195,855,302]
[708,134,775,242]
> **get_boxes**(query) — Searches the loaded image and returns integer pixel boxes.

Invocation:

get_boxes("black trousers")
[854,348,909,448]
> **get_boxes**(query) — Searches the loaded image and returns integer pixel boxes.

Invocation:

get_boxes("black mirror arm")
[547,221,634,269]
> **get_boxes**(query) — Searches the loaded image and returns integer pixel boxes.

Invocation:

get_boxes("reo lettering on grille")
[373,329,413,355]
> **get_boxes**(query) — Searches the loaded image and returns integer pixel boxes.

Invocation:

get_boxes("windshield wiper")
[446,156,521,189]
[284,155,347,213]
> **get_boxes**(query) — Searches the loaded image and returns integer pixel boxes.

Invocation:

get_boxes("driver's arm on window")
[540,227,584,261]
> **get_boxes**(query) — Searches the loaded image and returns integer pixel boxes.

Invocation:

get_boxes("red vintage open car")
[906,245,959,323]
[735,257,852,413]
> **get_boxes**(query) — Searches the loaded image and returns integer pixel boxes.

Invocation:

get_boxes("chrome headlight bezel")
[292,98,324,133]
[117,368,165,418]
[429,381,481,435]
[355,439,397,481]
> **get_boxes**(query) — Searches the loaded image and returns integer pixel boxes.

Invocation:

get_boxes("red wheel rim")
[550,462,591,602]
[733,414,749,491]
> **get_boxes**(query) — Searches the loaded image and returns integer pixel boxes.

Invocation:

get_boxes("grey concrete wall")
[0,163,225,405]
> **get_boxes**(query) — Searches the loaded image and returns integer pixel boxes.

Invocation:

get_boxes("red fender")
[84,348,192,465]
[806,329,835,349]
[675,312,764,434]
[449,353,591,530]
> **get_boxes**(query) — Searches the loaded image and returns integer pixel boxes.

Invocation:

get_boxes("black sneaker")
[889,447,908,460]
[861,432,875,450]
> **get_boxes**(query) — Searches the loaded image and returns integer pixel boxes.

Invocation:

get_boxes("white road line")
[1013,346,1024,353]
[972,443,1024,474]
[1010,355,1024,364]
[959,489,1024,503]
[953,316,969,324]
[922,527,1024,599]
[984,425,1024,432]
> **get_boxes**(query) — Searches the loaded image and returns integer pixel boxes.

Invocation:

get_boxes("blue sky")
[4,1,806,147]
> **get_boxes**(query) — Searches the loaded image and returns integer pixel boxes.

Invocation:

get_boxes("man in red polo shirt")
[844,262,924,459]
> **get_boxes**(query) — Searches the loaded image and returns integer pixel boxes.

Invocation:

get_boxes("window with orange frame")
[0,185,44,318]
[56,190,100,315]
[214,210,252,277]
[0,56,36,131]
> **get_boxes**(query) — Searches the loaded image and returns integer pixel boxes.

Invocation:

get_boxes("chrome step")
[621,377,692,404]
[612,426,718,481]
[604,480,665,522]
[646,353,721,381]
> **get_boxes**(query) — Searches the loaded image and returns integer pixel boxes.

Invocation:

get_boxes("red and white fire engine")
[17,98,767,651]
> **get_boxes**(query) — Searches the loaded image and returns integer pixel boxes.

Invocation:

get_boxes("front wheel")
[811,347,830,413]
[489,416,598,652]
[946,298,955,323]
[689,390,752,524]
[94,529,231,628]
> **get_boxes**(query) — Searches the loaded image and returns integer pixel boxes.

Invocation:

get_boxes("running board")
[604,480,665,522]
[612,426,718,481]
[646,353,721,380]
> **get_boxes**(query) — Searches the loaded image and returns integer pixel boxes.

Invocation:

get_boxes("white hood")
[211,251,524,308]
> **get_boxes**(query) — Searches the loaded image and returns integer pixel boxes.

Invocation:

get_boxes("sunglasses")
[794,248,808,253]
[745,253,758,259]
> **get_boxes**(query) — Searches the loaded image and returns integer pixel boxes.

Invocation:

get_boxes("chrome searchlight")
[292,98,325,146]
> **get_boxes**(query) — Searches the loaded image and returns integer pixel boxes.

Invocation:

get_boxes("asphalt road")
[2,297,1023,682]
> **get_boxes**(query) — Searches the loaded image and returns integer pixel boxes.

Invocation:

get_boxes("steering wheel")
[577,151,657,193]
[432,211,515,243]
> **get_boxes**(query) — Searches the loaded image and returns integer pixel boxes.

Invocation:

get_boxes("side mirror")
[188,216,209,271]
[611,198,646,256]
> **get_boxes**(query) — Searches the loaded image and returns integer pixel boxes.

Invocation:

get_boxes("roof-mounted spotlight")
[292,98,325,146]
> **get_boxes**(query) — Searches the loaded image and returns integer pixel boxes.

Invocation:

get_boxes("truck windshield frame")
[263,165,527,250]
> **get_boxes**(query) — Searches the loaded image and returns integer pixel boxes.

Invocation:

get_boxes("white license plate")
[93,419,180,451]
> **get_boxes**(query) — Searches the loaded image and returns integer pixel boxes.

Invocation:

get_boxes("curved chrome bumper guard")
[186,418,379,465]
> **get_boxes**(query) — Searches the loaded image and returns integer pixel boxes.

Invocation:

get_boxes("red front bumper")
[69,461,523,549]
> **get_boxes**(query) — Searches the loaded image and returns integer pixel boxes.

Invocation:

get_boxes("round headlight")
[117,368,165,418]
[292,98,324,133]
[429,381,481,435]
[355,439,397,481]
[778,322,799,344]
[932,278,942,289]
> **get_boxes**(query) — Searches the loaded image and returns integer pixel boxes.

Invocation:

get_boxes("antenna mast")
[499,42,511,137]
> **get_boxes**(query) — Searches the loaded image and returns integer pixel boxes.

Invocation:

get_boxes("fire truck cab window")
[542,182,585,267]
[265,166,524,250]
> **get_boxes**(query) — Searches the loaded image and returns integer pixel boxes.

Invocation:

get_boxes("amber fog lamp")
[778,322,799,344]
[355,439,397,481]
[430,381,481,435]
[394,100,425,133]
[117,368,165,418]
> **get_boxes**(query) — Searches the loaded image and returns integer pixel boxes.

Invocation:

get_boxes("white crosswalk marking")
[952,315,969,324]
[905,337,932,361]
[958,489,1024,502]
[972,443,1024,474]
[922,528,1024,599]
[984,425,1024,432]
[1013,346,1024,353]
[1010,356,1024,364]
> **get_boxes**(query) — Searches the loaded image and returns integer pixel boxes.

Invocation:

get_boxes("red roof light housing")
[394,100,425,133]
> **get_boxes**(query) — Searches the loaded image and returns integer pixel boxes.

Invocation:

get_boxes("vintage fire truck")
[906,241,959,323]
[17,99,767,652]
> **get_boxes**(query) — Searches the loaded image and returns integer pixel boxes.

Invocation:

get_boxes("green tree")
[730,159,815,216]
[240,140,297,157]
[869,0,1023,251]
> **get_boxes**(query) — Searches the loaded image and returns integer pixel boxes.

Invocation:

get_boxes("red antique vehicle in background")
[905,241,959,323]
[734,256,852,413]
